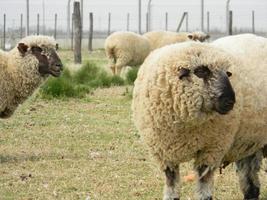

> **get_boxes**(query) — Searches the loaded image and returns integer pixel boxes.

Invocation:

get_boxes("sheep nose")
[220,97,235,110]
[215,95,235,115]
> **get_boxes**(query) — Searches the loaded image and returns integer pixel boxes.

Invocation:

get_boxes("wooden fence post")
[138,0,141,34]
[20,14,23,39]
[165,12,168,31]
[127,13,130,31]
[71,13,74,50]
[108,12,111,35]
[228,10,233,35]
[185,12,188,32]
[252,10,255,33]
[26,0,29,36]
[146,12,149,32]
[88,12,93,52]
[3,14,6,50]
[207,11,210,33]
[37,14,40,35]
[176,12,187,32]
[73,1,82,63]
[54,14,57,39]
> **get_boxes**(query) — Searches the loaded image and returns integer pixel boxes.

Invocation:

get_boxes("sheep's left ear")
[55,43,59,51]
[18,43,29,55]
[188,34,193,40]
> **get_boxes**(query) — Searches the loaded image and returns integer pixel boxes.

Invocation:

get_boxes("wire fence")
[0,1,267,50]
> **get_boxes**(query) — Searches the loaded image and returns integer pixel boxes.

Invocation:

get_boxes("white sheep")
[104,31,150,76]
[0,35,63,118]
[132,34,267,200]
[143,31,209,51]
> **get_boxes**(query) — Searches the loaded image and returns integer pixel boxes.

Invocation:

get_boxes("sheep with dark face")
[132,34,267,200]
[0,35,63,118]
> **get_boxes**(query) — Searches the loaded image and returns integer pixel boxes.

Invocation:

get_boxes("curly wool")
[104,31,150,74]
[0,35,57,118]
[132,34,267,171]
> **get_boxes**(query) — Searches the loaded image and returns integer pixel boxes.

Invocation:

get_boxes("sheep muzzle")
[213,72,235,115]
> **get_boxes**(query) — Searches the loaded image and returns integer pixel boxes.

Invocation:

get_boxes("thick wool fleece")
[104,31,150,71]
[132,34,267,171]
[143,31,192,51]
[0,35,57,117]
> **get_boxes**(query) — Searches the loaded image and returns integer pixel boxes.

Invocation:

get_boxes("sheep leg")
[163,166,180,200]
[236,152,262,200]
[195,165,214,200]
[115,62,124,76]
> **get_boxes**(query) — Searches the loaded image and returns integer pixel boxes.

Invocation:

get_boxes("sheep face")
[17,43,63,77]
[177,65,235,117]
[188,32,210,42]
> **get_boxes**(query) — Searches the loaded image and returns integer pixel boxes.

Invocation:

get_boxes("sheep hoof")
[244,198,258,200]
[200,197,212,200]
[163,197,179,200]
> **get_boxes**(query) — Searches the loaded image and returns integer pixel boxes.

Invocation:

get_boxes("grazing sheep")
[132,34,267,200]
[104,31,150,75]
[143,31,209,51]
[0,35,63,118]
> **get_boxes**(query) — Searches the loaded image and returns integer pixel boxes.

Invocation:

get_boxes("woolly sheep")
[143,31,209,51]
[0,35,63,118]
[132,34,267,200]
[104,31,150,76]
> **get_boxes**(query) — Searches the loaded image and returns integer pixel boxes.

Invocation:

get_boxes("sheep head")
[164,44,236,124]
[188,31,210,42]
[178,65,235,115]
[17,39,63,77]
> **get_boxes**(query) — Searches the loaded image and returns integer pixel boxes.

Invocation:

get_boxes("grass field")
[0,50,267,200]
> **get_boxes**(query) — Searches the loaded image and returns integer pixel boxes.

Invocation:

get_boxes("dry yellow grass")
[1,86,267,200]
[0,50,267,200]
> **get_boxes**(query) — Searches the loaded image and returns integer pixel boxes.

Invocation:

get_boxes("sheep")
[132,33,267,200]
[0,35,63,118]
[143,31,209,51]
[104,31,150,76]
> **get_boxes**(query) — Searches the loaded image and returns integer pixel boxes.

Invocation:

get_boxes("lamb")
[132,34,267,200]
[104,31,150,75]
[0,35,63,118]
[143,31,209,51]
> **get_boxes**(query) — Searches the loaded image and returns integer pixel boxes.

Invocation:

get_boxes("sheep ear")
[17,43,29,55]
[188,34,193,40]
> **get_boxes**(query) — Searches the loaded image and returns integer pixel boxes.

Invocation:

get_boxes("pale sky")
[0,0,267,32]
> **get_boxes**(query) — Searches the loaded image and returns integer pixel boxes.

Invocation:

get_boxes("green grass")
[40,62,125,99]
[125,67,139,85]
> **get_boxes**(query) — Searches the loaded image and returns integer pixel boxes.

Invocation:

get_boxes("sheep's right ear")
[17,43,29,55]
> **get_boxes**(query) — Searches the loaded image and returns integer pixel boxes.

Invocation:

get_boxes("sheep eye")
[179,68,190,79]
[194,65,211,79]
[226,71,232,77]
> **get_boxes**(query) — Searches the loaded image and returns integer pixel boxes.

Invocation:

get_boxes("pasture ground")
[0,50,267,200]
